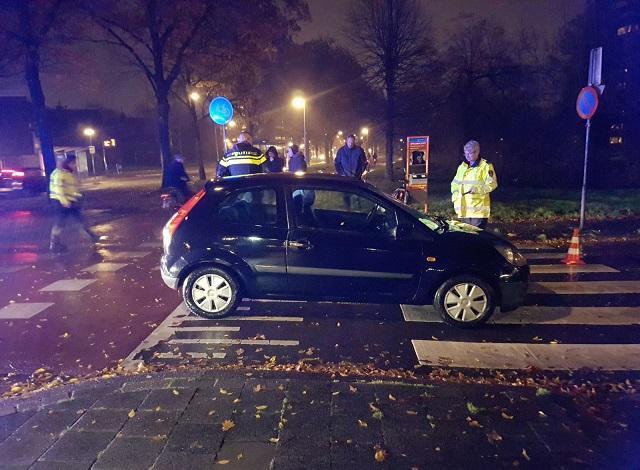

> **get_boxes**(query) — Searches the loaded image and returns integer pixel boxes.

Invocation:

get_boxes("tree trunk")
[385,86,395,181]
[156,92,173,188]
[19,3,55,180]
[188,102,206,180]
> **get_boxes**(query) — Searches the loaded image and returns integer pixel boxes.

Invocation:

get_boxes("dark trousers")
[461,217,488,229]
[50,201,94,244]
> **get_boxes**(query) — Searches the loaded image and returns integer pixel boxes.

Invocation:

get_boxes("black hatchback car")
[161,173,529,328]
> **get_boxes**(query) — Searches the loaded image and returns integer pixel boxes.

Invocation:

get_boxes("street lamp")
[189,91,201,102]
[83,127,96,175]
[227,119,237,128]
[291,96,308,159]
[361,127,369,136]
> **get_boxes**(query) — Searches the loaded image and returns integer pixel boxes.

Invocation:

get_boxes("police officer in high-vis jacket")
[216,131,266,178]
[450,140,497,229]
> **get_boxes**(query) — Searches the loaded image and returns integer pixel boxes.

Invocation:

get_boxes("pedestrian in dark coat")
[335,134,367,179]
[287,144,307,172]
[265,146,285,173]
[166,154,193,202]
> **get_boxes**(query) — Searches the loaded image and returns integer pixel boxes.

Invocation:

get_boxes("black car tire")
[183,266,241,319]
[433,275,495,328]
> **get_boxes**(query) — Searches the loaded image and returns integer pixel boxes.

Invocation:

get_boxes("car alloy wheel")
[434,275,495,328]
[443,283,488,322]
[183,266,240,319]
[191,273,232,313]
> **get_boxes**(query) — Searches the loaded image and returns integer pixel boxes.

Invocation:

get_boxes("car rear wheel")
[433,276,495,328]
[183,266,240,319]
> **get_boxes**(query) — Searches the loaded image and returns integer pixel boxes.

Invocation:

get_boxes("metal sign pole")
[579,118,591,230]
[222,125,228,151]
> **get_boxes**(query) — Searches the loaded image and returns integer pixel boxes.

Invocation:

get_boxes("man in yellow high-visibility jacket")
[450,140,497,229]
[49,153,98,252]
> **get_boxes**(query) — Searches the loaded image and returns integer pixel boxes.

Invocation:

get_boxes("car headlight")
[495,245,527,266]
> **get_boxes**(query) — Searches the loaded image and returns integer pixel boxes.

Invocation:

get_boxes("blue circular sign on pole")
[209,96,234,125]
[576,86,599,120]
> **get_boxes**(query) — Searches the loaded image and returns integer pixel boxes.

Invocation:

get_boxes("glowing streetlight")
[337,130,343,136]
[227,119,237,128]
[83,127,95,140]
[291,96,308,157]
[361,127,369,136]
[189,91,201,102]
[83,128,96,174]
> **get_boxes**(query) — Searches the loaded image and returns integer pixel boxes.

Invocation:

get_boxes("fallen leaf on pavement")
[388,394,396,401]
[128,410,136,418]
[536,388,551,397]
[219,388,230,395]
[501,412,514,420]
[522,449,531,461]
[216,460,229,465]
[466,402,484,415]
[486,430,502,444]
[358,419,368,427]
[269,437,279,443]
[467,417,483,428]
[253,384,263,392]
[172,389,179,396]
[10,386,22,394]
[256,405,268,411]
[374,448,388,462]
[222,420,235,432]
[349,385,358,393]
[236,453,243,460]
[369,403,380,412]
[372,410,384,420]
[406,410,418,415]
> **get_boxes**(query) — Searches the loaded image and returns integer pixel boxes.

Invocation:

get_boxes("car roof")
[205,172,373,190]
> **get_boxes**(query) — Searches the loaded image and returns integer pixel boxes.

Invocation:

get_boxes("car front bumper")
[498,264,529,311]
[160,255,179,289]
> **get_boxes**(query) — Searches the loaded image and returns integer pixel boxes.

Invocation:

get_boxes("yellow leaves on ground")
[216,460,230,465]
[388,394,396,401]
[358,419,368,428]
[10,386,22,394]
[374,448,388,462]
[486,430,503,445]
[255,405,268,411]
[128,410,136,418]
[222,420,235,432]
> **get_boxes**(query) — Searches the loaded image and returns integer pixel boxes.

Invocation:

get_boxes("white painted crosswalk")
[405,254,640,371]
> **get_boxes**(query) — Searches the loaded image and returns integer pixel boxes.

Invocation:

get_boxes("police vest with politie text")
[216,142,267,178]
[450,158,498,218]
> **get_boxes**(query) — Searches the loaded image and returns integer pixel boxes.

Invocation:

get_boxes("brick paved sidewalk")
[0,371,638,469]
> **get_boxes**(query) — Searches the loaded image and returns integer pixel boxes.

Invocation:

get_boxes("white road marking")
[168,338,299,346]
[0,302,54,320]
[155,352,226,360]
[0,266,28,274]
[82,262,128,273]
[524,253,566,260]
[530,280,640,295]
[173,326,240,332]
[412,340,640,370]
[530,264,619,274]
[401,304,640,325]
[187,315,304,322]
[104,251,150,260]
[40,279,97,292]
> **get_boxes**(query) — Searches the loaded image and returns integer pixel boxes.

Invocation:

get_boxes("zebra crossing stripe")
[401,305,640,325]
[524,252,566,260]
[529,280,640,295]
[174,326,240,332]
[168,338,299,346]
[530,264,619,274]
[156,352,226,360]
[412,340,640,370]
[186,315,304,322]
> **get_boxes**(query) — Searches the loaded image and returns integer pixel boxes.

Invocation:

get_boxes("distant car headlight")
[495,245,527,266]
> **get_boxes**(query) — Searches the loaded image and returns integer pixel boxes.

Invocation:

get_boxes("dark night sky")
[0,0,585,114]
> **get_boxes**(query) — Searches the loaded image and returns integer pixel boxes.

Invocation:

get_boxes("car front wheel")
[183,266,240,319]
[433,276,495,328]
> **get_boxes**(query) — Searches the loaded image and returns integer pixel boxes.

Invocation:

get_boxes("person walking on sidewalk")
[335,134,368,180]
[450,140,498,229]
[49,152,98,253]
[287,144,307,173]
[265,146,285,173]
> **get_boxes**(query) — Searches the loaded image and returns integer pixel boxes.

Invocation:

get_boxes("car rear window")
[216,188,278,226]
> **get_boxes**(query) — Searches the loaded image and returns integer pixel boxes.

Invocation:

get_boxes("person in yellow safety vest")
[450,140,497,229]
[49,152,98,253]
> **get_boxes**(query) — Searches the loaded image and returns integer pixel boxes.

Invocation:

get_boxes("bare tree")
[86,0,213,187]
[0,0,73,179]
[348,0,431,179]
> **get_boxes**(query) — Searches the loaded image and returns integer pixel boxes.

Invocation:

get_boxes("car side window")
[217,188,278,226]
[292,187,397,236]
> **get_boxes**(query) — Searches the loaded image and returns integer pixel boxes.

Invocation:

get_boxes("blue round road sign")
[576,86,599,120]
[209,96,234,125]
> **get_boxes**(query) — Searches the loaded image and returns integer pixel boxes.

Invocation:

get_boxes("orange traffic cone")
[562,228,585,265]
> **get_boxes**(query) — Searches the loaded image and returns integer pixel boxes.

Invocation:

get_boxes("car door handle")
[287,240,313,250]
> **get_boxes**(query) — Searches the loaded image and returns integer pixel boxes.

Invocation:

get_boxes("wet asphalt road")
[1,173,640,387]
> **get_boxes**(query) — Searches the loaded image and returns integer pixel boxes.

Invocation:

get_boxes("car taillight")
[163,189,206,250]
